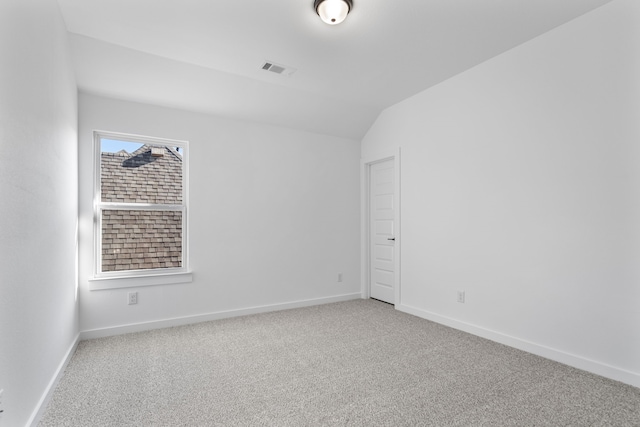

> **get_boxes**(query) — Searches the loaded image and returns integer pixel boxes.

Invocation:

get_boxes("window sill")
[89,271,193,291]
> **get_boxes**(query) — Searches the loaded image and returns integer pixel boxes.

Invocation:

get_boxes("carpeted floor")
[40,299,640,426]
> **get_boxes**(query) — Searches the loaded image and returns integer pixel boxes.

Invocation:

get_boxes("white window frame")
[90,130,191,290]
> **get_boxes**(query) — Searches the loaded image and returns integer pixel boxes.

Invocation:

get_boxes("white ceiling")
[57,0,613,139]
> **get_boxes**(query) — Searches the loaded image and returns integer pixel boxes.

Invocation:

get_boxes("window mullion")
[99,203,184,211]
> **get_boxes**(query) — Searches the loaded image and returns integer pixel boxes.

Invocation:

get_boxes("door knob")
[387,237,395,241]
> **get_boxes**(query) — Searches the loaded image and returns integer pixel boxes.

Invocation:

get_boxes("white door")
[369,159,395,304]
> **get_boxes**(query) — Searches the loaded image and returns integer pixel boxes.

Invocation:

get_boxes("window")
[92,131,189,287]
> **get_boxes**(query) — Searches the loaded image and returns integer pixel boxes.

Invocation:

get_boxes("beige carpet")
[40,299,640,426]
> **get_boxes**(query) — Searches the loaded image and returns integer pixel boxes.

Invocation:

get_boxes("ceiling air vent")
[261,61,296,76]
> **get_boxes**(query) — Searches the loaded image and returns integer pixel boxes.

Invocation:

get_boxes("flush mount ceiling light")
[314,0,353,25]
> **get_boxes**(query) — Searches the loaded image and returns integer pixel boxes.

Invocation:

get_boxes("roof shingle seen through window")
[100,145,183,272]
[101,145,182,204]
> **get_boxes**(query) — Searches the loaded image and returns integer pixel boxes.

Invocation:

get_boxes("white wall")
[362,0,640,387]
[0,0,79,425]
[78,93,361,334]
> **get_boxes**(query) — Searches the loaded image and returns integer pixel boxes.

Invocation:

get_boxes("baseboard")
[396,304,640,389]
[27,333,81,427]
[81,293,362,340]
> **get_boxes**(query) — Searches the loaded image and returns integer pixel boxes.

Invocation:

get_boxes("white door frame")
[361,148,401,305]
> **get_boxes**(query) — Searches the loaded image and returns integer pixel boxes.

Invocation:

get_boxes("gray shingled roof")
[101,145,183,272]
[101,145,182,204]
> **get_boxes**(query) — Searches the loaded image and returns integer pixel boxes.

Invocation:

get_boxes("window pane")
[101,210,182,272]
[101,142,183,204]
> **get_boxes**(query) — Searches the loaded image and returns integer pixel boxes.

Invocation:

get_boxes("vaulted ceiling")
[57,0,613,139]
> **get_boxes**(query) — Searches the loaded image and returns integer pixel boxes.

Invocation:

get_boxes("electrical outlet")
[457,290,465,303]
[128,292,138,305]
[337,273,343,282]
